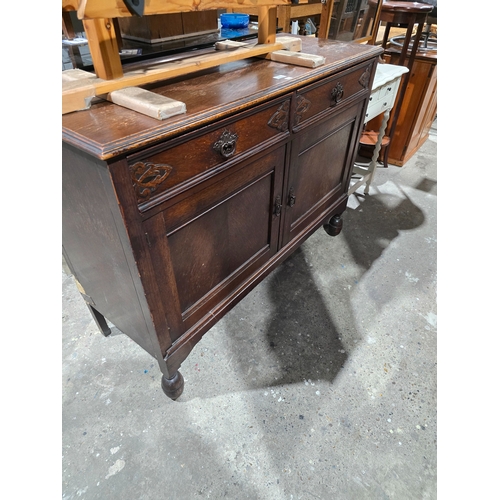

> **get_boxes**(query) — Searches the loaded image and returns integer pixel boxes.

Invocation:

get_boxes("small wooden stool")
[379,1,434,69]
[361,1,434,167]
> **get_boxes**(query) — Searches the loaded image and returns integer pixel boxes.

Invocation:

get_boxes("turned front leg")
[323,214,343,236]
[161,371,184,400]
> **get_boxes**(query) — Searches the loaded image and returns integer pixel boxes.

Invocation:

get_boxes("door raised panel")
[283,102,363,246]
[146,146,285,337]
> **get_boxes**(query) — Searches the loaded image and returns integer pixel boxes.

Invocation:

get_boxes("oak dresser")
[62,35,383,399]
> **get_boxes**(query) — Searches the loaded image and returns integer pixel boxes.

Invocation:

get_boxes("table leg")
[364,108,390,194]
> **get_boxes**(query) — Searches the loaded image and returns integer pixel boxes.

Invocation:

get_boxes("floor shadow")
[414,177,437,195]
[343,189,426,271]
[86,188,425,401]
[260,247,349,388]
[190,246,353,397]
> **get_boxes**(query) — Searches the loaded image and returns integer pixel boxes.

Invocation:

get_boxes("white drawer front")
[365,98,390,122]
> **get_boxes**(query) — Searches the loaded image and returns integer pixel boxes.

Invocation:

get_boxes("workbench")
[62,35,382,399]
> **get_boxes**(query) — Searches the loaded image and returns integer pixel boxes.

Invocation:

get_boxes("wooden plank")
[72,0,291,19]
[83,18,123,80]
[62,41,289,114]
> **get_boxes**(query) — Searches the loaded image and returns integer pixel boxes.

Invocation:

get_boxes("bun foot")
[323,214,343,236]
[161,371,184,400]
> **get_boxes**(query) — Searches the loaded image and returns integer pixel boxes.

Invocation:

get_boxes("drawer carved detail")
[213,129,238,158]
[359,66,371,88]
[293,95,311,126]
[130,161,173,201]
[330,82,344,106]
[268,101,290,132]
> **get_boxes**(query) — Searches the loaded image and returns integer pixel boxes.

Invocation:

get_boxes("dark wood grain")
[62,36,381,160]
[62,36,382,399]
[62,146,164,360]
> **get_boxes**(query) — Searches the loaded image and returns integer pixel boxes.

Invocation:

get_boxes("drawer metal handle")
[213,129,238,158]
[274,195,282,216]
[288,188,296,207]
[330,82,344,106]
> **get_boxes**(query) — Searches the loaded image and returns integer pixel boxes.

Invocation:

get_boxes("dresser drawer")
[367,88,381,106]
[128,97,291,210]
[292,62,373,131]
[364,97,391,122]
[379,79,399,103]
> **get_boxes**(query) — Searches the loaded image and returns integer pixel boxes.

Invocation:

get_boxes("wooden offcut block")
[215,40,251,50]
[107,87,187,120]
[62,69,101,113]
[268,50,325,68]
[274,36,302,52]
[62,68,98,82]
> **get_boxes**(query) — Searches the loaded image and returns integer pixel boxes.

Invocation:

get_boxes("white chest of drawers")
[349,63,409,195]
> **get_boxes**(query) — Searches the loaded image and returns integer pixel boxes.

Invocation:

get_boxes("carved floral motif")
[293,95,311,126]
[130,161,173,201]
[359,66,371,88]
[268,101,290,132]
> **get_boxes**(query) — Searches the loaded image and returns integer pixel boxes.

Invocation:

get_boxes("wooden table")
[62,35,382,399]
[349,62,408,195]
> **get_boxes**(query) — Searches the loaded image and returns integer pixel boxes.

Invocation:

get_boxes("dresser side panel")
[62,144,163,361]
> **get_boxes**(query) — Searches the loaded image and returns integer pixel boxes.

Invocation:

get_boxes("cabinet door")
[282,101,364,247]
[144,146,285,342]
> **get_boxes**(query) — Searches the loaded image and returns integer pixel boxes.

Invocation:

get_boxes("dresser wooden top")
[62,36,382,160]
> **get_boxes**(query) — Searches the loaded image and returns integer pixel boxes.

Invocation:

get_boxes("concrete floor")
[62,122,437,499]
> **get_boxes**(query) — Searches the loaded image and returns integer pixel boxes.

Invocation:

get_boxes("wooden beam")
[83,18,123,80]
[62,0,80,11]
[62,76,99,115]
[70,0,291,19]
[62,40,292,114]
[258,6,277,44]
